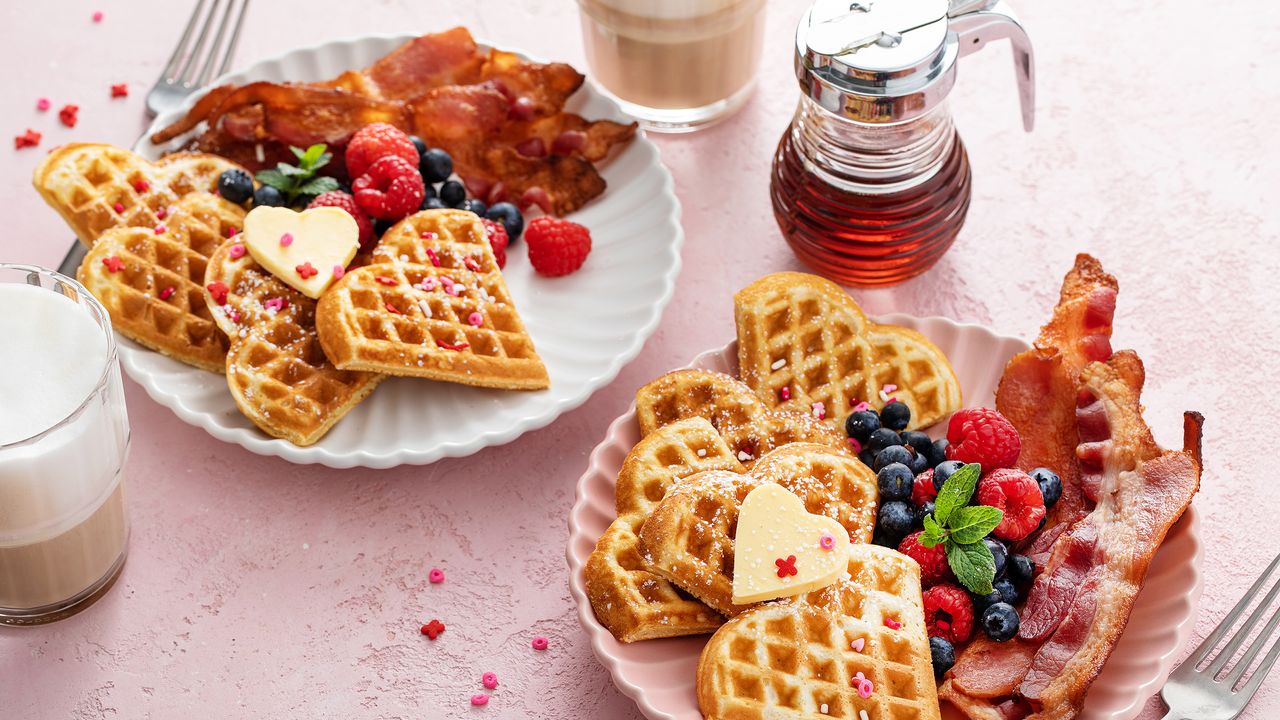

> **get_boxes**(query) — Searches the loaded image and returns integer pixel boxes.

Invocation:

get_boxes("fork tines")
[161,0,251,88]
[1193,550,1280,695]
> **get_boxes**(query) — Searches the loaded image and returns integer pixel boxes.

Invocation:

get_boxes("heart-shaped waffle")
[34,142,245,247]
[204,239,382,446]
[316,209,549,390]
[734,272,962,431]
[78,192,243,372]
[697,543,941,720]
[634,369,851,464]
[638,443,877,617]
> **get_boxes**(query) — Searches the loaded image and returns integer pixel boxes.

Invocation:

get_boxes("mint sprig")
[255,144,340,206]
[919,463,1003,595]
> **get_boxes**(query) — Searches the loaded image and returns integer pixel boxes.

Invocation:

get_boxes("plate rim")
[125,32,684,469]
[565,316,1203,720]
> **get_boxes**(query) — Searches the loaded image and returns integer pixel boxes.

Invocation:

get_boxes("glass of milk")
[0,264,130,624]
[577,0,768,132]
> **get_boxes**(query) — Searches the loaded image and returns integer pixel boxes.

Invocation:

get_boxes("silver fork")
[56,0,250,276]
[1161,550,1280,719]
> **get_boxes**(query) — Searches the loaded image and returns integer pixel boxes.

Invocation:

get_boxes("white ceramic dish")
[131,35,682,468]
[566,315,1203,720]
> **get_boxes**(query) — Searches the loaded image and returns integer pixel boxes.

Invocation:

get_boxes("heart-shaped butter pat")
[731,483,851,605]
[242,205,358,299]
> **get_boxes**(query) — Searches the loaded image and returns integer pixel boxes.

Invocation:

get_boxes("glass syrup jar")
[771,0,1035,286]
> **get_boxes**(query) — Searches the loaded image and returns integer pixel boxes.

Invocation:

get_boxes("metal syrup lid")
[796,0,1036,127]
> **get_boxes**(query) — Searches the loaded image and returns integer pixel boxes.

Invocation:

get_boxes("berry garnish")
[866,427,903,455]
[419,148,454,184]
[976,468,1046,542]
[1029,467,1062,508]
[1007,554,1035,586]
[485,202,524,242]
[481,219,509,269]
[877,463,914,502]
[217,169,254,204]
[913,500,936,530]
[345,122,418,180]
[353,155,426,221]
[874,445,912,471]
[255,144,340,205]
[253,185,285,207]
[845,409,881,442]
[876,500,915,543]
[408,134,427,157]
[929,637,956,679]
[972,589,1002,616]
[919,463,1004,595]
[525,217,592,277]
[923,583,975,644]
[308,190,375,250]
[421,197,448,210]
[911,468,938,506]
[946,407,1021,470]
[993,577,1019,605]
[926,438,950,467]
[899,531,953,586]
[880,400,911,431]
[461,198,488,216]
[932,459,963,493]
[902,430,933,457]
[981,602,1020,642]
[983,537,1008,578]
[439,179,467,207]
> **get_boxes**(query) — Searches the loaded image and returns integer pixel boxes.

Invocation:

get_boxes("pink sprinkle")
[852,401,870,413]
[421,231,437,240]
[263,297,287,312]
[154,225,165,234]
[812,402,826,420]
[882,384,898,394]
[470,694,488,707]
[92,10,103,22]
[279,232,293,247]
[884,617,902,630]
[779,387,791,401]
[850,637,865,653]
[420,277,438,291]
[36,97,51,111]
[819,533,835,551]
[113,202,124,213]
[227,308,240,323]
[856,677,874,699]
[132,180,149,193]
[156,207,167,220]
[847,437,862,453]
[229,243,246,259]
[467,312,483,327]
[426,248,440,267]
[481,672,498,690]
[226,226,238,238]
[889,397,898,403]
[429,568,445,584]
[444,282,461,297]
[332,264,345,279]
[159,286,175,300]
[531,636,549,651]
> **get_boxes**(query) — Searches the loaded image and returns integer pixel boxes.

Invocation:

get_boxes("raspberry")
[923,583,975,645]
[345,123,418,180]
[977,468,1046,542]
[352,156,425,222]
[946,408,1021,470]
[898,531,953,587]
[525,216,591,277]
[481,219,508,269]
[308,191,376,250]
[911,468,938,506]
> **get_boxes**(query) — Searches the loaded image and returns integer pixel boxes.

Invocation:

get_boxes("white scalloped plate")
[566,315,1202,720]
[128,35,681,468]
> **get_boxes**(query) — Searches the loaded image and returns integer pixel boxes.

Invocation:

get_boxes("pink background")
[1,0,1277,718]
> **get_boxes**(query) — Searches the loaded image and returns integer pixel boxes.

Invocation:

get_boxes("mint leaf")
[297,176,339,197]
[255,168,290,191]
[934,463,981,525]
[946,539,997,595]
[920,514,946,547]
[947,506,1004,545]
[290,146,308,162]
[278,162,309,178]
[299,143,327,168]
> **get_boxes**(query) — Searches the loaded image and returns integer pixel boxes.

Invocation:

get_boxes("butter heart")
[731,483,850,605]
[242,205,358,299]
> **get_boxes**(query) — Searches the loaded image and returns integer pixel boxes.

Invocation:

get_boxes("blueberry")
[845,410,881,443]
[252,184,285,207]
[874,445,912,471]
[877,463,914,502]
[872,532,898,548]
[409,135,427,157]
[902,431,932,456]
[929,636,956,679]
[461,198,488,216]
[926,438,949,467]
[984,537,1008,578]
[907,448,929,476]
[858,449,877,468]
[421,197,448,210]
[933,460,964,493]
[913,501,936,529]
[217,169,254,204]
[420,148,454,184]
[867,428,903,455]
[880,401,911,431]
[993,577,1019,605]
[982,602,1020,642]
[484,202,525,242]
[1007,554,1035,586]
[1030,467,1062,508]
[972,590,1002,616]
[877,500,915,540]
[439,180,466,207]
[422,182,438,199]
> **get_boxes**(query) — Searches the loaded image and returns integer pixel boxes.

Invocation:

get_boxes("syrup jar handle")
[949,0,1036,131]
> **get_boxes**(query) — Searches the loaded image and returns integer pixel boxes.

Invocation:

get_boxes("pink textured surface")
[0,1,1276,718]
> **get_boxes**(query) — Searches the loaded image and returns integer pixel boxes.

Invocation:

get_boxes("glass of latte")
[577,0,767,132]
[0,264,130,625]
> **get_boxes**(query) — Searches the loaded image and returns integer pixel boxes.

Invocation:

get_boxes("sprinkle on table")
[428,568,445,584]
[531,636,549,651]
[36,97,50,111]
[92,10,103,22]
[420,619,445,639]
[58,104,79,128]
[470,694,488,707]
[481,672,498,689]
[110,83,128,98]
[14,129,41,149]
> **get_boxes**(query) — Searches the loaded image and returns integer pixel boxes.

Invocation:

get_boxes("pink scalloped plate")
[567,314,1202,720]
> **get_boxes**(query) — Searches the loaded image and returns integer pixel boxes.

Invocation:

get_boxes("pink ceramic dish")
[566,315,1203,720]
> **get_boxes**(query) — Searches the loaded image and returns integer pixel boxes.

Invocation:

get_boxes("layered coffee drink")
[578,0,767,131]
[0,267,130,624]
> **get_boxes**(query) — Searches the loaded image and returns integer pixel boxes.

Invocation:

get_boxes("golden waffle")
[734,272,962,431]
[205,239,382,446]
[635,369,850,464]
[697,544,941,720]
[638,444,878,617]
[316,209,549,389]
[34,142,245,247]
[585,418,744,643]
[78,193,242,372]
